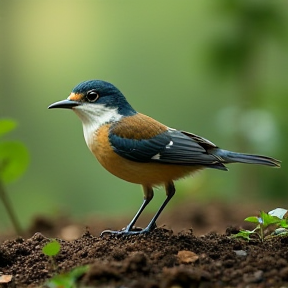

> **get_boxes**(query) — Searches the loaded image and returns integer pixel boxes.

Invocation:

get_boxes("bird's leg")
[139,181,175,234]
[100,186,154,236]
[124,186,154,231]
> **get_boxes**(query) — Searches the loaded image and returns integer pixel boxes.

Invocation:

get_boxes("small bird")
[48,80,281,235]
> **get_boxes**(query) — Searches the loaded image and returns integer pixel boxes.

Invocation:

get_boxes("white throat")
[73,103,122,148]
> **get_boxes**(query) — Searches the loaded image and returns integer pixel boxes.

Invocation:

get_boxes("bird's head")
[48,80,137,147]
[48,79,136,124]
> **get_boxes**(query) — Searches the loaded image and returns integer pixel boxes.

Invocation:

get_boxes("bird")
[48,80,281,236]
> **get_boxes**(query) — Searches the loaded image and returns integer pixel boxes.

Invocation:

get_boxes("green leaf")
[46,275,74,288]
[0,141,29,184]
[260,211,281,227]
[0,119,17,137]
[279,219,288,229]
[232,230,254,241]
[42,240,61,257]
[68,265,89,279]
[244,216,260,223]
[45,265,89,288]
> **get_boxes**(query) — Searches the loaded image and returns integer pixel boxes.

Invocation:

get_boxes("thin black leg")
[100,186,154,236]
[139,182,175,234]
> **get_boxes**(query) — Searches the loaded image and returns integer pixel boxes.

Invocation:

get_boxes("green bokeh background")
[1,0,287,230]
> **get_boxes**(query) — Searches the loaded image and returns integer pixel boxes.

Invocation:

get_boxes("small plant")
[0,119,29,234]
[44,265,89,288]
[42,239,61,272]
[42,239,61,256]
[232,208,288,241]
[42,240,89,288]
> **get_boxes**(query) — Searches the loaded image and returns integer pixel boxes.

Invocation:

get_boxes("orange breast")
[88,124,199,186]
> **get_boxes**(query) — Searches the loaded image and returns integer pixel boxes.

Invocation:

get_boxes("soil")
[1,200,288,288]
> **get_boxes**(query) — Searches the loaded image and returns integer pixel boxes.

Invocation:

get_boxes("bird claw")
[100,225,155,237]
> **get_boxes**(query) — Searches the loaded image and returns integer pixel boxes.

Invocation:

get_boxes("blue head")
[48,80,137,144]
[49,80,136,116]
[69,80,136,116]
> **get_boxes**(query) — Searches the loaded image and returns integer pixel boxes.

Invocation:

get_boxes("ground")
[1,200,288,288]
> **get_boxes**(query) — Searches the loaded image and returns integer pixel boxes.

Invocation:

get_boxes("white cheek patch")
[73,103,122,148]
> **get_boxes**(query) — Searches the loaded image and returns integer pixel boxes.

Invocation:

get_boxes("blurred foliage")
[0,119,30,233]
[0,119,29,184]
[44,265,89,288]
[1,0,287,230]
[208,1,287,74]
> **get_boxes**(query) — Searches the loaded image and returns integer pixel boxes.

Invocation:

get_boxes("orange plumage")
[48,79,281,236]
[91,123,199,186]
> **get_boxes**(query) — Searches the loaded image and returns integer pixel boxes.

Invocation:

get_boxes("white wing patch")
[151,153,161,160]
[151,140,173,160]
[166,140,173,149]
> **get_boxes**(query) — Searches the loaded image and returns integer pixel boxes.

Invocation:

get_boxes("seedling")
[232,208,288,241]
[42,240,89,287]
[44,265,89,288]
[0,119,29,234]
[42,239,61,272]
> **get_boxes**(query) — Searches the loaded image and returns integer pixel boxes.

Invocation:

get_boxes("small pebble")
[177,250,199,264]
[234,250,247,257]
[243,270,263,283]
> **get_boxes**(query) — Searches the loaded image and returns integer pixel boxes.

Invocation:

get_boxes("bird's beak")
[48,99,80,110]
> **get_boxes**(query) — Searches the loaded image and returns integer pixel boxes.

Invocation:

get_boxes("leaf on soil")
[45,265,89,288]
[42,239,61,257]
[231,228,258,241]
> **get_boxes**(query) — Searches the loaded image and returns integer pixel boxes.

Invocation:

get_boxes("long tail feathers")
[213,149,281,168]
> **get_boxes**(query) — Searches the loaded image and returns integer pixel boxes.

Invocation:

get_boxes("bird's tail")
[213,149,281,168]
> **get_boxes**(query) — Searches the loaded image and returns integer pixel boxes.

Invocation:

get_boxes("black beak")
[48,99,80,109]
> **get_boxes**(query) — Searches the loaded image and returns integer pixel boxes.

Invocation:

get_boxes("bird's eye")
[86,90,99,102]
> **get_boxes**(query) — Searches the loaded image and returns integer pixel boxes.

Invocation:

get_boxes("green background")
[1,1,287,230]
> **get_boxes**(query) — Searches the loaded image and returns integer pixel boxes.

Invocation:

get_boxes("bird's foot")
[100,224,156,237]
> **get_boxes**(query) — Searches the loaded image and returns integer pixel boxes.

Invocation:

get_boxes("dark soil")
[1,200,288,288]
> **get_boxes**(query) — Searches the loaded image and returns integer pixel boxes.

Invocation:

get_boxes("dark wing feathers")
[152,130,226,169]
[181,130,217,149]
[109,126,227,170]
[108,132,171,162]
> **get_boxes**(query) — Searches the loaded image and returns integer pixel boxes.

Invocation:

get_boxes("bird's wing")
[109,120,227,170]
[153,129,221,165]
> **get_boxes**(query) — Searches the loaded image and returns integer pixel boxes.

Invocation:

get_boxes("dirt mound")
[1,227,288,287]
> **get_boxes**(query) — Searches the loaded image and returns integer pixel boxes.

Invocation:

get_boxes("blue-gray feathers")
[72,80,136,116]
[211,149,281,167]
[109,129,227,170]
[109,128,280,169]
